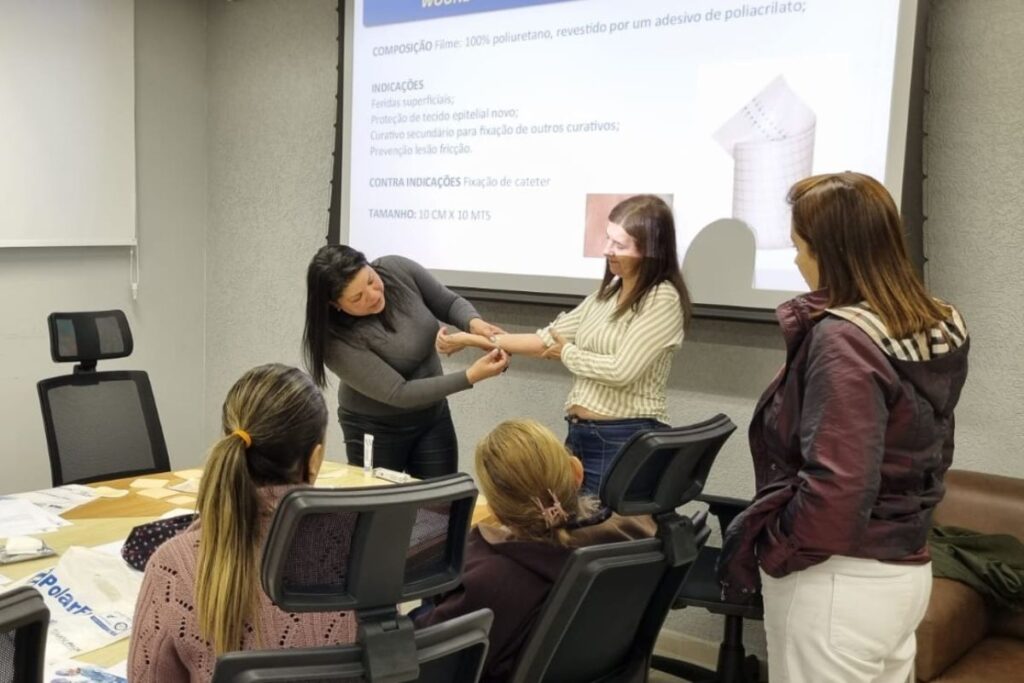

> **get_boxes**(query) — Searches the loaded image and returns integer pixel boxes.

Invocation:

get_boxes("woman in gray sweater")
[303,245,508,477]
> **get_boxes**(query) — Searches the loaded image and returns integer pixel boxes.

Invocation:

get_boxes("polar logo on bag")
[91,611,132,636]
[28,569,94,616]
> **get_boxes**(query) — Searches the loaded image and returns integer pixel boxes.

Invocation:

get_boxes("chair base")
[651,615,760,683]
[650,653,760,683]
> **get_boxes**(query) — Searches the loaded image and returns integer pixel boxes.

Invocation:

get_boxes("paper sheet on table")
[318,461,345,474]
[136,488,176,500]
[0,573,10,586]
[169,478,200,494]
[44,659,128,683]
[92,486,129,498]
[316,464,359,481]
[715,75,816,251]
[129,478,170,489]
[167,495,196,506]
[16,546,142,660]
[91,539,125,558]
[91,539,141,574]
[159,507,197,520]
[0,497,70,537]
[14,484,97,515]
[174,468,203,479]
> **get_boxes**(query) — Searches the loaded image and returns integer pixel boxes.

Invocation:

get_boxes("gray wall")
[924,0,1024,477]
[201,0,1024,649]
[204,0,338,438]
[0,0,208,494]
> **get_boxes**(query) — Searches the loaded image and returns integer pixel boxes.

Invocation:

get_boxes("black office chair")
[0,586,49,683]
[211,473,493,683]
[509,414,737,683]
[37,310,170,486]
[650,496,763,683]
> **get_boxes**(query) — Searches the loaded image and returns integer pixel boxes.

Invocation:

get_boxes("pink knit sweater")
[127,485,357,682]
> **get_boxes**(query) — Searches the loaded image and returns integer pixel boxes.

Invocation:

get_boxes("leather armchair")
[915,470,1024,681]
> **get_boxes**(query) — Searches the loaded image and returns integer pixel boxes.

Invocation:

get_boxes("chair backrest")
[260,474,478,611]
[213,474,490,683]
[37,371,169,486]
[36,310,169,486]
[0,586,49,683]
[211,610,492,683]
[510,414,736,683]
[599,414,736,517]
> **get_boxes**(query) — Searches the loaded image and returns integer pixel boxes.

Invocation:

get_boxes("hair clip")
[532,489,569,529]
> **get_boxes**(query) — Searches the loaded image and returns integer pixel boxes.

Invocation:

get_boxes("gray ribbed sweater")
[326,255,479,416]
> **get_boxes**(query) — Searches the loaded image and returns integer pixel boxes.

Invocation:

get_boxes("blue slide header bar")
[364,0,577,28]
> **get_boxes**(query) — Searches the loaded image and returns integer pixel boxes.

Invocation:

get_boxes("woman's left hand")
[469,318,506,338]
[436,326,464,356]
[542,331,566,360]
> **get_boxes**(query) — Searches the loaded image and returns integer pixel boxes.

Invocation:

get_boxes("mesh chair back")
[511,541,669,683]
[0,587,49,683]
[600,414,736,517]
[261,475,477,612]
[37,371,170,486]
[210,610,492,683]
[214,475,488,683]
[511,414,737,683]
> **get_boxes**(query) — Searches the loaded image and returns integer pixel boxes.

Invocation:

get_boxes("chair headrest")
[47,310,132,364]
[260,473,478,613]
[599,414,736,516]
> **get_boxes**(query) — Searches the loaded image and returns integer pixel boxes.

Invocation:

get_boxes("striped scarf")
[826,302,967,361]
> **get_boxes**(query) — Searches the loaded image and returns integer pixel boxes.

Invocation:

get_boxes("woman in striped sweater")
[437,194,691,492]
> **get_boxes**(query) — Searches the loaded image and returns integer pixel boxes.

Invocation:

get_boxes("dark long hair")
[788,172,949,337]
[597,195,692,327]
[195,363,326,655]
[302,245,405,388]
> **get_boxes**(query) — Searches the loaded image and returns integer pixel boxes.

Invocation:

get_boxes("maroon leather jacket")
[719,291,969,600]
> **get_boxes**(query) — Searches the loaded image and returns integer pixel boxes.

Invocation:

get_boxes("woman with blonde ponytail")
[416,419,654,682]
[129,364,356,682]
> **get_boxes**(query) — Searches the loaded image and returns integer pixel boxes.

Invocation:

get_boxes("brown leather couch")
[915,470,1024,681]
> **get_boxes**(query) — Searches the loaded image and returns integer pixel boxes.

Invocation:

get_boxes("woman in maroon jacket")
[720,173,969,683]
[416,419,653,682]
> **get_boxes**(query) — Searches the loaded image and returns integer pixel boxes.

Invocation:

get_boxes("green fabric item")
[929,525,1024,612]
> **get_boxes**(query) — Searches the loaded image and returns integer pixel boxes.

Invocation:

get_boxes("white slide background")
[345,0,904,303]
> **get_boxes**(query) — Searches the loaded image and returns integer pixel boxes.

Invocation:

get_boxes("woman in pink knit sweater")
[128,364,357,682]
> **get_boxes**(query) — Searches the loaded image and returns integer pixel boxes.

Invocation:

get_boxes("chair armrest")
[915,577,991,681]
[696,494,750,532]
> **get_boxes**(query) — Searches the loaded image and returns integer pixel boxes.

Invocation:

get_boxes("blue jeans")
[564,416,668,495]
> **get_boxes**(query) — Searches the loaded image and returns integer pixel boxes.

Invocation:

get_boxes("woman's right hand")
[466,349,510,384]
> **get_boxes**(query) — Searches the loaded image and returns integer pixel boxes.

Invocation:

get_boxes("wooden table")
[2,462,490,669]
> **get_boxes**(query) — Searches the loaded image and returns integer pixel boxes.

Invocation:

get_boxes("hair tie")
[231,428,252,449]
[531,489,569,529]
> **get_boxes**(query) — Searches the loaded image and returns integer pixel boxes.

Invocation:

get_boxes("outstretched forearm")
[492,333,548,357]
[440,331,548,357]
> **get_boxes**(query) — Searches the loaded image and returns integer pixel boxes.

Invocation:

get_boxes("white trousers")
[760,556,932,683]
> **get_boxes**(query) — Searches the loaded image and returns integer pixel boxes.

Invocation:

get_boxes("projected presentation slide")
[345,0,908,304]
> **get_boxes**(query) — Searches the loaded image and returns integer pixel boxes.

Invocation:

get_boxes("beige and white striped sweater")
[537,282,684,423]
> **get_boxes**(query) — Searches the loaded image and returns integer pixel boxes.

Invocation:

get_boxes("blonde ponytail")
[195,434,260,654]
[193,363,327,655]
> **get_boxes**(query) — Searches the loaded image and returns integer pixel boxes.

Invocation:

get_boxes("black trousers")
[339,400,457,478]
